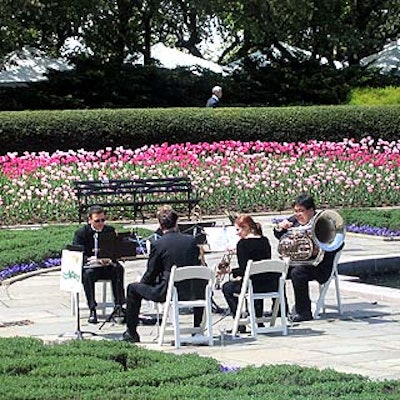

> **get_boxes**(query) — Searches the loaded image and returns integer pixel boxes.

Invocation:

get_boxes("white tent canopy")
[1,38,398,87]
[0,42,225,86]
[130,43,226,75]
[227,40,400,76]
[360,39,400,75]
[226,41,345,71]
[0,46,73,86]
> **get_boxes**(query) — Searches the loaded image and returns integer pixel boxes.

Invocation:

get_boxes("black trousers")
[82,263,125,310]
[222,276,280,318]
[126,282,203,335]
[288,251,335,315]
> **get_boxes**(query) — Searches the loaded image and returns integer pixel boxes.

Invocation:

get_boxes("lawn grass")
[0,223,152,273]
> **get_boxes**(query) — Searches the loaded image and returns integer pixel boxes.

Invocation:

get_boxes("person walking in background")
[206,85,222,108]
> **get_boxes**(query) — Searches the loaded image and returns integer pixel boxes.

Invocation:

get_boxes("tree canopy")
[1,0,399,67]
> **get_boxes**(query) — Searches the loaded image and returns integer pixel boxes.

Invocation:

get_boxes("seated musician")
[222,214,279,333]
[72,205,125,324]
[273,193,344,322]
[147,204,172,246]
[122,207,205,343]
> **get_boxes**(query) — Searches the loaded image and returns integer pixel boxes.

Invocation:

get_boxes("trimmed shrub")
[1,338,400,400]
[0,105,399,154]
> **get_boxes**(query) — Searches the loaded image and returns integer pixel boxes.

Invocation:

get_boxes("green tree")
[215,0,400,66]
[0,0,97,58]
[0,0,40,57]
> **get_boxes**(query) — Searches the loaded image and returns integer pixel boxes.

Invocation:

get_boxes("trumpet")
[278,209,345,266]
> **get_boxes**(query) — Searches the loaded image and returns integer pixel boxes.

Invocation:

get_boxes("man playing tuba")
[273,193,344,322]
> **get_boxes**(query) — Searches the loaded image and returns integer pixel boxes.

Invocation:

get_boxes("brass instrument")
[191,204,203,222]
[214,251,232,289]
[278,209,345,266]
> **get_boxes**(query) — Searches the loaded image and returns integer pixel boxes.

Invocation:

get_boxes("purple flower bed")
[0,258,61,282]
[219,364,240,373]
[346,224,400,237]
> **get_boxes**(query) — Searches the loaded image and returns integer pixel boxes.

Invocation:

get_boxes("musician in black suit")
[122,208,203,343]
[73,205,125,324]
[273,193,343,322]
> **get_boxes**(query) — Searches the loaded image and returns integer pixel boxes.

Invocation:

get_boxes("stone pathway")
[1,214,400,381]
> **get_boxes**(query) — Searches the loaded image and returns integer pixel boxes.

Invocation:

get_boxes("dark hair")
[88,205,105,217]
[156,204,172,219]
[293,193,316,210]
[235,214,263,236]
[158,208,179,230]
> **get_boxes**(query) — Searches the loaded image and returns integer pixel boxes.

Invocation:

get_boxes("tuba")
[278,209,345,266]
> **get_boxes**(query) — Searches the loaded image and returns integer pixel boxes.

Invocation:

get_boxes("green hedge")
[0,225,78,268]
[0,105,399,154]
[1,338,399,400]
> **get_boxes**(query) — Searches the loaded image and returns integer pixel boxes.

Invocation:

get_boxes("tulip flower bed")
[0,137,399,226]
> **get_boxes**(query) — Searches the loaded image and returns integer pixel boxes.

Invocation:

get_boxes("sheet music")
[84,258,111,268]
[203,226,239,252]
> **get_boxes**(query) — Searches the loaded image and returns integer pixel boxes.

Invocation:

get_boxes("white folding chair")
[232,259,289,338]
[314,250,343,318]
[158,265,214,349]
[148,300,165,341]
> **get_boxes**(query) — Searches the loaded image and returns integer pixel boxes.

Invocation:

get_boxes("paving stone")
[1,214,399,381]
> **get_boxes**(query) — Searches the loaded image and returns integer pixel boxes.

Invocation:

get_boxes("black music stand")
[98,231,138,259]
[95,233,136,330]
[98,304,125,330]
[64,292,98,340]
[178,221,216,245]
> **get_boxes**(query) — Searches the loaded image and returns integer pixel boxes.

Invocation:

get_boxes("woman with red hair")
[222,214,279,332]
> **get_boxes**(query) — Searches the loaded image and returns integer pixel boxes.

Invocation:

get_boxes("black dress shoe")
[121,330,140,343]
[227,325,247,334]
[114,306,126,324]
[212,305,228,314]
[138,314,157,325]
[289,313,313,322]
[88,309,98,324]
